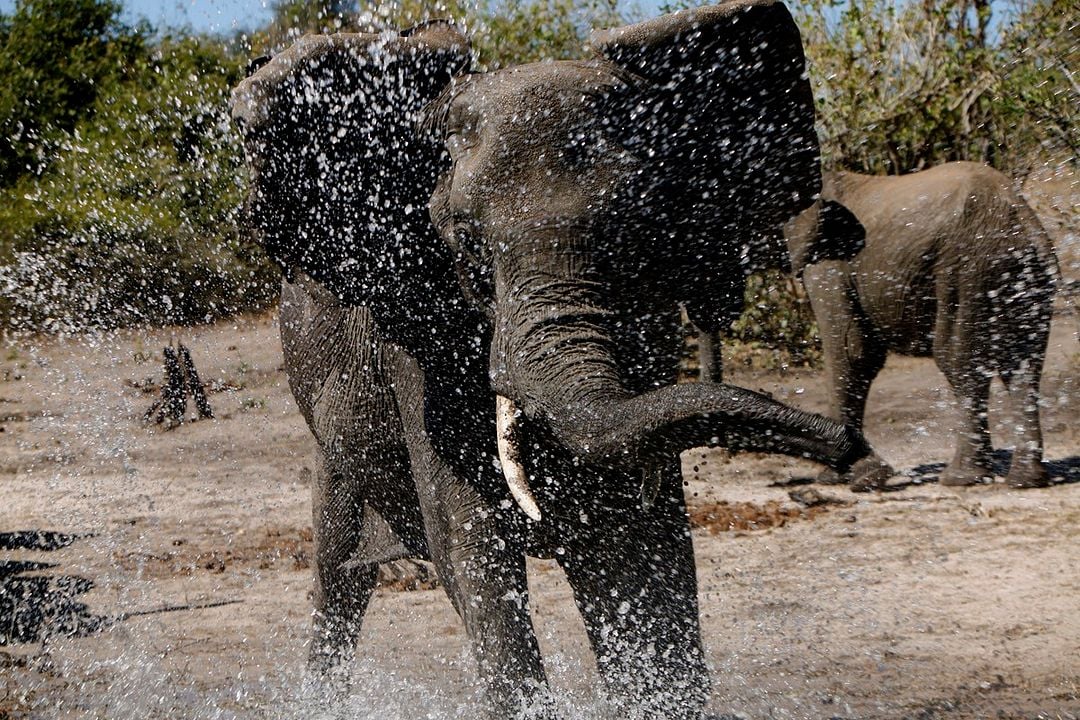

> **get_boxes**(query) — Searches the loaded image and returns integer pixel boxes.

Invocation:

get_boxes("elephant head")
[426,1,878,507]
[231,3,881,521]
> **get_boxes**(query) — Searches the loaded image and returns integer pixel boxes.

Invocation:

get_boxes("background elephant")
[785,161,1058,488]
[230,4,886,717]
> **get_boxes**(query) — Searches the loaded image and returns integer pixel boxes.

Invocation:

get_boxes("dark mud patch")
[689,499,835,535]
[112,528,438,591]
[112,527,315,578]
[375,560,440,592]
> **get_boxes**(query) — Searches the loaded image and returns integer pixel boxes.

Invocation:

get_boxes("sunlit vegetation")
[0,0,275,330]
[0,0,1074,334]
[799,0,1078,175]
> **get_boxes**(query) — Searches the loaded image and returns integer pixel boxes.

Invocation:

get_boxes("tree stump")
[179,344,213,419]
[144,342,213,427]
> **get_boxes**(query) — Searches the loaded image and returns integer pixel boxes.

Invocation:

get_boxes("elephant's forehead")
[456,61,621,117]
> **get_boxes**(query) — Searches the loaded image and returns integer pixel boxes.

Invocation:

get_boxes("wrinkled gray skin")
[231,5,887,718]
[785,162,1058,488]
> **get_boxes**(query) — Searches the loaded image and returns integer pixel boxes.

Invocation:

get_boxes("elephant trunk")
[499,363,869,474]
[489,224,872,515]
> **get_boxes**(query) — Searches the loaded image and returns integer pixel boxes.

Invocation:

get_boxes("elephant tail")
[1012,186,1074,327]
[1015,185,1067,297]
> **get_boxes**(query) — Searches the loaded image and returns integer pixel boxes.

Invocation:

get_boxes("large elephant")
[785,162,1058,489]
[230,5,888,717]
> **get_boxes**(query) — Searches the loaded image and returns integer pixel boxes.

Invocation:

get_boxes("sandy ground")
[0,299,1076,720]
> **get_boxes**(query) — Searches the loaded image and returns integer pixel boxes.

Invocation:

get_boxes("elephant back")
[590,0,820,235]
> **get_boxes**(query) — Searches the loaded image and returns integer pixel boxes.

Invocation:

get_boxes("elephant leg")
[557,460,709,719]
[1000,352,1051,488]
[420,465,552,718]
[391,363,552,719]
[679,305,723,384]
[696,326,724,384]
[994,245,1054,489]
[804,262,887,489]
[307,454,378,689]
[546,307,707,716]
[1000,364,1050,488]
[933,291,994,486]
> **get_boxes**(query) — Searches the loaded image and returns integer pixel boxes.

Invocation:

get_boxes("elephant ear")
[230,23,470,305]
[590,0,820,236]
[785,199,866,276]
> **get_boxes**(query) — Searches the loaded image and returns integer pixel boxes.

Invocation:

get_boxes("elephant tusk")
[496,395,542,522]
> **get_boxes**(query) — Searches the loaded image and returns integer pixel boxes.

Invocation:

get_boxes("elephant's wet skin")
[786,162,1058,489]
[231,4,887,718]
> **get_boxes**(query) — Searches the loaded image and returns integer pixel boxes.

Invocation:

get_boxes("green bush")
[0,18,277,332]
[0,0,135,185]
[797,0,1078,174]
[1,0,1073,338]
[0,0,629,333]
[728,271,822,369]
[251,0,626,69]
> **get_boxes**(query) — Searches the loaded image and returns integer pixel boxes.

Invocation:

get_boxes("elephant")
[784,162,1059,489]
[230,4,890,717]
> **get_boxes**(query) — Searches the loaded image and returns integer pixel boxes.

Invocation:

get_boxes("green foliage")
[992,0,1079,168]
[251,0,628,69]
[0,0,143,184]
[1,0,1074,339]
[728,271,821,368]
[0,28,277,331]
[465,0,625,69]
[796,0,1079,174]
[731,0,1077,362]
[254,0,356,48]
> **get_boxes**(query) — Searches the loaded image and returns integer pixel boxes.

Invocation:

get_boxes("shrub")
[727,271,822,370]
[0,32,278,331]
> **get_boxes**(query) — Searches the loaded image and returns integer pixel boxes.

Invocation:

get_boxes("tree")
[796,0,1078,175]
[993,0,1079,170]
[249,0,627,69]
[0,0,143,184]
[0,34,277,331]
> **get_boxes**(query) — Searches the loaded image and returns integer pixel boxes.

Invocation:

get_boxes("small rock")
[789,487,848,507]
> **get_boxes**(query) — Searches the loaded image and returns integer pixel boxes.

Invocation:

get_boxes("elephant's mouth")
[492,370,871,522]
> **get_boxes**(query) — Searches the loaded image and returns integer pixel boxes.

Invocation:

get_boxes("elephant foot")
[304,632,357,705]
[816,453,894,491]
[1006,459,1050,489]
[815,456,894,490]
[300,660,353,709]
[816,467,846,485]
[847,454,895,492]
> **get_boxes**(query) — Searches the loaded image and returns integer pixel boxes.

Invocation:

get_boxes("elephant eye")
[446,132,470,160]
[446,102,479,160]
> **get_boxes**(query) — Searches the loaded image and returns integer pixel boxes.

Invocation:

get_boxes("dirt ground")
[0,295,1076,720]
